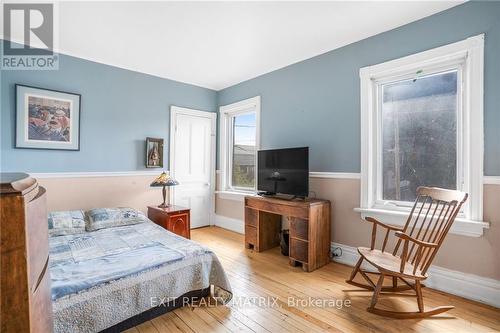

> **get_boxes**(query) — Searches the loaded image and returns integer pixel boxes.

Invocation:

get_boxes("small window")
[232,113,256,189]
[380,70,459,203]
[220,96,260,192]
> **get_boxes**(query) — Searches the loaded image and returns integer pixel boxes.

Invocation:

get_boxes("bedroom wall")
[0,42,217,212]
[35,175,161,214]
[0,41,217,173]
[217,1,500,174]
[215,1,500,281]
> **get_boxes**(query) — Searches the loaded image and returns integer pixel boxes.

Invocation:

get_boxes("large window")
[220,96,260,193]
[359,35,485,231]
[380,70,459,204]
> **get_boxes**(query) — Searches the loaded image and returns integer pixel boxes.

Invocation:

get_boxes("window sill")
[215,190,256,202]
[354,207,489,237]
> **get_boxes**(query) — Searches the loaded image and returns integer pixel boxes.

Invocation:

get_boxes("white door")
[170,106,216,229]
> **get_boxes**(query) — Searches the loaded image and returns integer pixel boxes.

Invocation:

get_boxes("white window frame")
[219,96,261,196]
[357,34,489,237]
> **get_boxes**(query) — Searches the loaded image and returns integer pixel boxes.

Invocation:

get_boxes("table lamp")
[150,171,179,208]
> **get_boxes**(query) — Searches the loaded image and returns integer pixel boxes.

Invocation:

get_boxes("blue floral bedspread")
[49,220,232,333]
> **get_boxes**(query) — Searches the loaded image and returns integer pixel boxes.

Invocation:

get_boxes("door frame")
[169,105,217,227]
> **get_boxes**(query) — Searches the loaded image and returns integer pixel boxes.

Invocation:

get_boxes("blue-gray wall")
[218,1,500,176]
[0,45,217,172]
[2,2,499,175]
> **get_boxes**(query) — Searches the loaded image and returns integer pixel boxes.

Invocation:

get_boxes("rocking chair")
[346,186,468,318]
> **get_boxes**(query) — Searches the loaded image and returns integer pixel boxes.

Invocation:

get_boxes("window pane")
[381,70,458,202]
[232,113,256,188]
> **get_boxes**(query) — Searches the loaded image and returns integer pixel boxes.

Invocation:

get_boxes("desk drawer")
[245,207,257,227]
[245,197,309,219]
[290,217,308,240]
[290,238,308,263]
[245,225,257,245]
[167,213,190,239]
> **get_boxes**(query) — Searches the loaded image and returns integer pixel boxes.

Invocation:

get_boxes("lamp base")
[158,203,171,209]
[158,185,169,208]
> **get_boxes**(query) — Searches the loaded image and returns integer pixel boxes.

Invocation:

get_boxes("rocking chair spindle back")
[346,186,468,318]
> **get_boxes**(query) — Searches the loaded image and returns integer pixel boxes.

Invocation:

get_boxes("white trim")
[359,34,485,225]
[354,207,489,237]
[484,176,500,185]
[311,172,500,183]
[216,170,362,180]
[309,172,361,179]
[331,242,500,308]
[215,190,255,202]
[29,170,162,179]
[30,170,498,185]
[219,96,261,193]
[214,214,244,234]
[170,105,217,226]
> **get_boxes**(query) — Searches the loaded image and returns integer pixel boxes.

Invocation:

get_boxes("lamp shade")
[150,172,179,187]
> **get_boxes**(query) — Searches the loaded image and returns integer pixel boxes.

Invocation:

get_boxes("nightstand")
[147,205,191,239]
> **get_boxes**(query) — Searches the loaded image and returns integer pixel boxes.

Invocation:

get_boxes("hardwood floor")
[128,226,500,333]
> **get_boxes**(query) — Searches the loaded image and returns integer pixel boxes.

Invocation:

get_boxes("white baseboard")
[214,214,244,234]
[331,242,500,308]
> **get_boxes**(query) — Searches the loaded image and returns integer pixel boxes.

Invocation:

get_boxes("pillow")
[85,207,147,231]
[48,210,86,236]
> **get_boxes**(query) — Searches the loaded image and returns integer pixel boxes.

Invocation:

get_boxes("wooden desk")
[244,195,331,272]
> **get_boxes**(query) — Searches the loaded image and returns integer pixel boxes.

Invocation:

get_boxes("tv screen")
[257,147,309,197]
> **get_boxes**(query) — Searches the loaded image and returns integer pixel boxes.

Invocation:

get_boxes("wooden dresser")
[0,173,53,333]
[244,195,331,272]
[148,205,191,239]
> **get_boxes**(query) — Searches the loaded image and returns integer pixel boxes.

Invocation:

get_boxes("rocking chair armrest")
[364,217,404,231]
[364,217,404,251]
[394,231,438,248]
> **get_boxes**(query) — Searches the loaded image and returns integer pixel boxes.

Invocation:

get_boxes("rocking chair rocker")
[347,186,468,318]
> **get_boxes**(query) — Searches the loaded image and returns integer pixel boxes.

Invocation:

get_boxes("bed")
[48,211,232,333]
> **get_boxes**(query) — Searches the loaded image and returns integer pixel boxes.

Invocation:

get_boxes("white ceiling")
[3,1,463,90]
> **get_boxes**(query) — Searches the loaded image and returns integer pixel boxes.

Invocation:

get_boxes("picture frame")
[15,84,81,150]
[146,137,164,168]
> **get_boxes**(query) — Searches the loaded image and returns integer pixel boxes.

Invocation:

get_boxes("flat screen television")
[257,147,309,197]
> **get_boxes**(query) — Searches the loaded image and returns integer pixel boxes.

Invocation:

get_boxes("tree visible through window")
[231,113,256,189]
[381,70,458,202]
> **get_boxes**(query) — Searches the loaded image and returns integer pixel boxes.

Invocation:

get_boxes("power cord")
[331,247,343,258]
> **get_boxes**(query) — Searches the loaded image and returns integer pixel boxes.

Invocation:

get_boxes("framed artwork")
[146,137,164,168]
[15,84,81,150]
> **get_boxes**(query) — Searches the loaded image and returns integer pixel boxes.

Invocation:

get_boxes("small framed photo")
[16,84,81,150]
[146,137,164,168]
